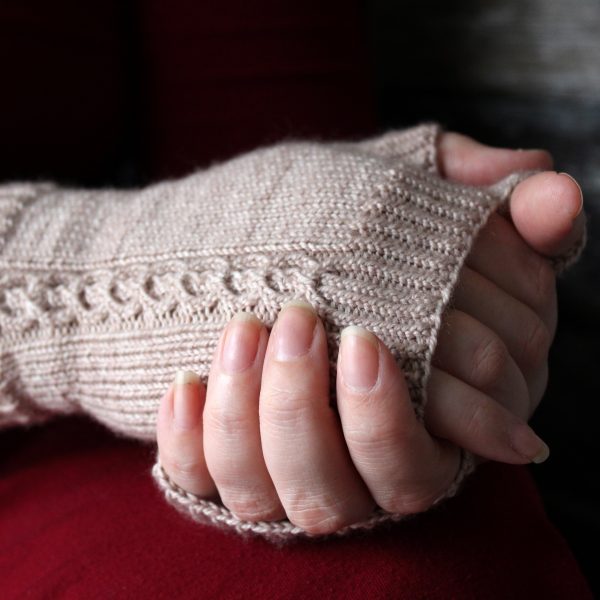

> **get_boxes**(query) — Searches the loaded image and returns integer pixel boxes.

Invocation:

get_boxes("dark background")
[363,1,599,591]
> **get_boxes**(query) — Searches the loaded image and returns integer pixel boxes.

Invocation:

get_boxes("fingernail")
[511,423,550,464]
[532,443,551,464]
[173,370,201,430]
[221,312,262,373]
[340,326,380,391]
[274,299,317,361]
[558,172,584,218]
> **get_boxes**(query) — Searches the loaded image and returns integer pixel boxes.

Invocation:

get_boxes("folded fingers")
[203,313,286,521]
[158,303,469,533]
[433,308,531,419]
[425,367,549,465]
[336,326,461,515]
[465,211,558,335]
[258,301,375,534]
[451,267,552,412]
[156,373,217,497]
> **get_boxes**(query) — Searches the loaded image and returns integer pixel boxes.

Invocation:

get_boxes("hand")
[426,134,585,465]
[155,132,585,534]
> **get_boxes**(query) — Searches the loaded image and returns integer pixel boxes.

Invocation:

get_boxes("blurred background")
[365,0,599,592]
[0,0,597,594]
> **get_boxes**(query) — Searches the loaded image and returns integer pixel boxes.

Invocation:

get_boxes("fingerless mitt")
[0,124,586,543]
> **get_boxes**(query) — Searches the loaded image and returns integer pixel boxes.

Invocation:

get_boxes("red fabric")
[0,418,592,599]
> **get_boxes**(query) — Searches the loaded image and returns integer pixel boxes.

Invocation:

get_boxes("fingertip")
[337,326,414,427]
[524,148,554,171]
[510,422,551,465]
[157,383,174,428]
[157,373,216,497]
[424,369,539,467]
[337,334,456,515]
[220,313,264,374]
[339,326,412,413]
[339,326,381,393]
[510,171,585,258]
[172,369,205,431]
[438,132,555,185]
[378,336,411,402]
[557,172,584,218]
[271,301,319,363]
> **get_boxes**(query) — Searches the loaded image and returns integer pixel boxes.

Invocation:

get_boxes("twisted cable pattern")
[0,124,586,542]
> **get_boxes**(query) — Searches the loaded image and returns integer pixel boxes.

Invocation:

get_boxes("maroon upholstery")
[137,0,376,178]
[0,418,592,599]
[0,1,592,598]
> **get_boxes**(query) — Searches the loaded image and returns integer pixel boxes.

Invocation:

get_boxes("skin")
[156,132,585,534]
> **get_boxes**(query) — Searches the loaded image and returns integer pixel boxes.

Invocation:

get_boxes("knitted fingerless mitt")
[0,124,586,543]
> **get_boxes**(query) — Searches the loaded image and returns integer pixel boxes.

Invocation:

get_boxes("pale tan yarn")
[0,124,586,543]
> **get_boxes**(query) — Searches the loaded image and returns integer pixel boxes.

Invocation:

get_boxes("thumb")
[508,171,585,259]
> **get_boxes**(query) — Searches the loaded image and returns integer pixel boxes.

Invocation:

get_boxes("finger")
[425,367,550,465]
[203,312,286,522]
[465,211,558,332]
[336,326,461,515]
[156,371,217,497]
[433,309,530,419]
[259,300,374,535]
[451,267,552,412]
[509,171,585,259]
[438,132,553,185]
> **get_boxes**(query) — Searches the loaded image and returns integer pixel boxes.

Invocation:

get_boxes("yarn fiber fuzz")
[0,124,586,542]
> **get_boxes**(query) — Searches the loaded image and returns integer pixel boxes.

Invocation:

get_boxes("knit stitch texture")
[0,124,586,543]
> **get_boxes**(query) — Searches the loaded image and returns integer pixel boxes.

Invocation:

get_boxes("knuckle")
[342,380,416,453]
[284,491,348,535]
[531,256,556,314]
[204,404,252,438]
[378,493,435,515]
[377,486,438,515]
[520,316,551,371]
[292,512,345,536]
[471,335,510,389]
[344,419,413,461]
[374,447,461,515]
[160,450,209,489]
[224,492,283,522]
[262,382,303,407]
[462,400,491,442]
[260,386,314,429]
